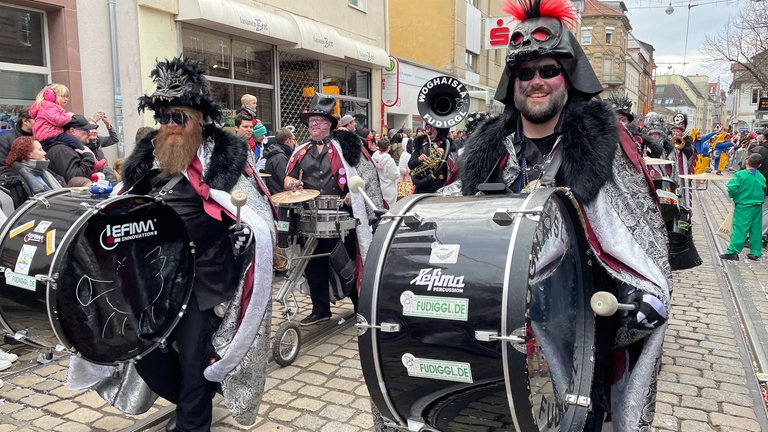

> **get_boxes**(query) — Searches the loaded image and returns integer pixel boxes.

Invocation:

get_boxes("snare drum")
[358,189,595,431]
[275,203,301,248]
[0,190,194,365]
[310,195,342,210]
[298,210,358,238]
[653,177,680,222]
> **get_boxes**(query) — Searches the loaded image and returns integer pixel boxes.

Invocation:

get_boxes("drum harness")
[480,134,564,194]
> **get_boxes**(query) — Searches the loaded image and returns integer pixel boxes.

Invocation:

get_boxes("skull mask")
[507,17,564,63]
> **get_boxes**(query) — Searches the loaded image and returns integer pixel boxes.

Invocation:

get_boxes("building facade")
[580,0,633,97]
[1,0,389,157]
[386,0,507,132]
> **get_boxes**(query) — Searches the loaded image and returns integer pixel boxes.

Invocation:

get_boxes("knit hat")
[252,123,267,138]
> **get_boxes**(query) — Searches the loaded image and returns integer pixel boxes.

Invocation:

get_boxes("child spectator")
[720,153,768,261]
[28,84,84,151]
[371,138,400,208]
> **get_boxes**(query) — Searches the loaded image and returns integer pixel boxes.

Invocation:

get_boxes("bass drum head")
[52,195,193,364]
[359,190,594,432]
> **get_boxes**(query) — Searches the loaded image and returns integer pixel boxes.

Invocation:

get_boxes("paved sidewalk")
[2,179,768,431]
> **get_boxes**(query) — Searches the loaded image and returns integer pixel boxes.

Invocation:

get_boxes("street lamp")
[664,1,699,74]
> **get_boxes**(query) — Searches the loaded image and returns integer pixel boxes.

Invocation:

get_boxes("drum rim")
[505,190,595,431]
[0,189,71,348]
[358,192,432,426]
[49,193,194,365]
[360,189,595,431]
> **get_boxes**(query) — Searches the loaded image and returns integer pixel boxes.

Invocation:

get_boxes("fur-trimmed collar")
[460,98,618,204]
[331,129,365,165]
[122,125,247,192]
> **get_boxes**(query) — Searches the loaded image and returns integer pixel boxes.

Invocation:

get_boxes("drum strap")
[157,174,184,196]
[539,136,564,187]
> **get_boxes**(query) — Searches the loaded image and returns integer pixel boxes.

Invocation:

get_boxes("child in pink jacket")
[28,84,85,151]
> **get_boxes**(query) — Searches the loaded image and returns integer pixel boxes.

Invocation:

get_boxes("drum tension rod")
[355,315,401,336]
[492,208,543,225]
[474,329,527,352]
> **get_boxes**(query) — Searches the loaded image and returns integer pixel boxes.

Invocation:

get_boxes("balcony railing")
[601,75,624,85]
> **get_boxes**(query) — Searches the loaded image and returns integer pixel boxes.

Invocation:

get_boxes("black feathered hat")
[606,94,635,123]
[137,56,223,124]
[300,93,338,130]
[494,0,603,105]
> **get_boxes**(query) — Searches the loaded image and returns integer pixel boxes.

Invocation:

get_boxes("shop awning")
[177,0,298,45]
[343,38,390,68]
[280,13,346,60]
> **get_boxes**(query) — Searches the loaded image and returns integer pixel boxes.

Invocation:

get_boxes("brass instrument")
[411,143,444,179]
[412,75,470,180]
[672,136,686,150]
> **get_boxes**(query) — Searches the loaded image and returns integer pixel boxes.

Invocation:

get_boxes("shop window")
[322,63,370,99]
[182,26,275,131]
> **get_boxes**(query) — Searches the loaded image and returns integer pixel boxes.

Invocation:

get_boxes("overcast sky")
[624,0,741,88]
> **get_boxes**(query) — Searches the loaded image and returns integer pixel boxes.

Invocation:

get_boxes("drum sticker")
[4,270,36,291]
[33,221,52,233]
[100,219,158,250]
[410,268,465,293]
[9,220,35,238]
[14,244,37,275]
[46,230,56,255]
[429,243,460,264]
[401,353,473,383]
[400,290,468,321]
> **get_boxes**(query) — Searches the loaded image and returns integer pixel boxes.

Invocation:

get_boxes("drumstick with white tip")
[348,176,379,211]
[231,189,247,229]
[590,291,636,316]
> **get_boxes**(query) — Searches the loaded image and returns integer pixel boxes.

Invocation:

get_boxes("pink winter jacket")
[29,101,72,142]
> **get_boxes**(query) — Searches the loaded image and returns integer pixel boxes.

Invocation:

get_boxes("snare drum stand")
[271,217,353,367]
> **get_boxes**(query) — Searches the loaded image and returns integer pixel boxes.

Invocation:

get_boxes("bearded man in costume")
[284,93,383,325]
[67,56,275,432]
[460,1,672,430]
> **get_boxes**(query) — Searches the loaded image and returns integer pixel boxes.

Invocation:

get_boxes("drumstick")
[298,169,303,190]
[231,189,247,229]
[590,291,636,316]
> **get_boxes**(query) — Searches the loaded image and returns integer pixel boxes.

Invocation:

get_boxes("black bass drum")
[0,189,194,365]
[358,188,595,432]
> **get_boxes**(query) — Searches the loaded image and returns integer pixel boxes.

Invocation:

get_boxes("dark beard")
[153,125,201,175]
[514,89,568,124]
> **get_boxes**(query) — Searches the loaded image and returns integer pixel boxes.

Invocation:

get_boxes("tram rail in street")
[696,180,768,418]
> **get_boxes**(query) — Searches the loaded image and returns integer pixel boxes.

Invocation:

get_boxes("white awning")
[177,0,298,45]
[280,13,345,60]
[343,38,390,68]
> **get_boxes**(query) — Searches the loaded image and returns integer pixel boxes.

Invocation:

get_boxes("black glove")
[632,292,668,330]
[228,224,252,257]
[614,290,667,348]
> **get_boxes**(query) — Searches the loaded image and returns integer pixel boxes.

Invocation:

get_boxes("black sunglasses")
[155,110,191,126]
[514,64,563,81]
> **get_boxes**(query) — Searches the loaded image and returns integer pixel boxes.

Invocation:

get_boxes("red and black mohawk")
[502,0,578,24]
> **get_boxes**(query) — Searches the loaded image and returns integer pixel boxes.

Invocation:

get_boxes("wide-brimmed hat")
[137,56,223,124]
[300,93,338,130]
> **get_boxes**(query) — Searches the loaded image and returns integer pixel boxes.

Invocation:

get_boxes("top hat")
[300,93,338,130]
